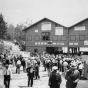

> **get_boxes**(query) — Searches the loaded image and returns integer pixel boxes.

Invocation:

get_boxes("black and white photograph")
[0,0,88,88]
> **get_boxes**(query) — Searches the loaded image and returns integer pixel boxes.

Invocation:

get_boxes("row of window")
[70,35,85,41]
[27,34,86,41]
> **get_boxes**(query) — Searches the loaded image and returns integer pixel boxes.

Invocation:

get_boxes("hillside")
[3,40,20,51]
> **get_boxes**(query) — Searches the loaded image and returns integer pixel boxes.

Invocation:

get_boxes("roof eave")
[23,17,67,31]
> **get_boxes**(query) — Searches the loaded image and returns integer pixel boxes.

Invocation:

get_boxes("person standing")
[46,60,51,76]
[34,63,40,79]
[48,66,62,88]
[43,59,47,71]
[5,55,10,65]
[78,62,84,79]
[63,60,68,76]
[16,59,21,74]
[3,64,12,88]
[27,64,34,87]
[65,63,80,88]
[21,59,26,72]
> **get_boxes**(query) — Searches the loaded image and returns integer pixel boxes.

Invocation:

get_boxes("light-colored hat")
[52,66,58,70]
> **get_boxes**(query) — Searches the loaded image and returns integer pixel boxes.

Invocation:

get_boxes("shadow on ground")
[18,86,29,88]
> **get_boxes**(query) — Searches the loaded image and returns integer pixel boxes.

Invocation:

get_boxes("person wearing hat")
[48,66,62,88]
[65,63,80,88]
[26,63,34,87]
[3,64,12,88]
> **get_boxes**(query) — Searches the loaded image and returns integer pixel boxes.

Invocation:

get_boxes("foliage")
[15,24,26,41]
[6,24,15,40]
[14,24,26,51]
[0,14,7,39]
[6,33,12,40]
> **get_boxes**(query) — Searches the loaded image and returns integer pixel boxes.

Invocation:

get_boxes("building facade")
[24,18,88,55]
[68,18,88,54]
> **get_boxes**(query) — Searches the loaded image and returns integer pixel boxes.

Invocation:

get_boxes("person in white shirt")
[59,59,63,72]
[16,59,21,74]
[63,60,68,76]
[78,62,84,78]
[3,64,12,88]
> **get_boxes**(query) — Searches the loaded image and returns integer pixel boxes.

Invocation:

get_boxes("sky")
[0,0,88,27]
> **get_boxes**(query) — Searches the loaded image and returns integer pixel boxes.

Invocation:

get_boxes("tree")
[6,24,15,40]
[0,14,7,39]
[14,24,25,41]
[6,33,12,40]
[14,24,26,50]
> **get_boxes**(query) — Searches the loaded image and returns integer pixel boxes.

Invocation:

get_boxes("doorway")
[46,47,63,54]
[46,47,55,54]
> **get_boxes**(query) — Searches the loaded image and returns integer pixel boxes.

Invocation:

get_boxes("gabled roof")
[69,17,88,28]
[23,17,67,31]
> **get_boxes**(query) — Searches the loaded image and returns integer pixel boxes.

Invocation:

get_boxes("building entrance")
[68,47,79,54]
[46,47,63,54]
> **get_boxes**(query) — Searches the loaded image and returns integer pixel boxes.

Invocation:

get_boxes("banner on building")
[41,22,51,31]
[74,26,85,31]
[84,40,88,45]
[55,27,63,35]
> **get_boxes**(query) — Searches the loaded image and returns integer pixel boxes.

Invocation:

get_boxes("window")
[58,36,61,40]
[70,35,76,41]
[52,35,58,41]
[34,35,40,41]
[27,35,32,41]
[86,34,88,40]
[41,32,50,40]
[61,35,67,41]
[79,35,85,41]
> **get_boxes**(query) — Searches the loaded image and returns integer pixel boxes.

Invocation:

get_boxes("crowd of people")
[41,53,84,77]
[0,52,41,88]
[0,52,85,88]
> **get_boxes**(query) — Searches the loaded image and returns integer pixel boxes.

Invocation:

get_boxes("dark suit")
[27,66,34,87]
[35,65,40,79]
[4,75,10,88]
[49,70,62,88]
[65,69,80,88]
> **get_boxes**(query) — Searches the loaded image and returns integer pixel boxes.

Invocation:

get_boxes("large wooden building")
[68,18,88,54]
[24,18,88,55]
